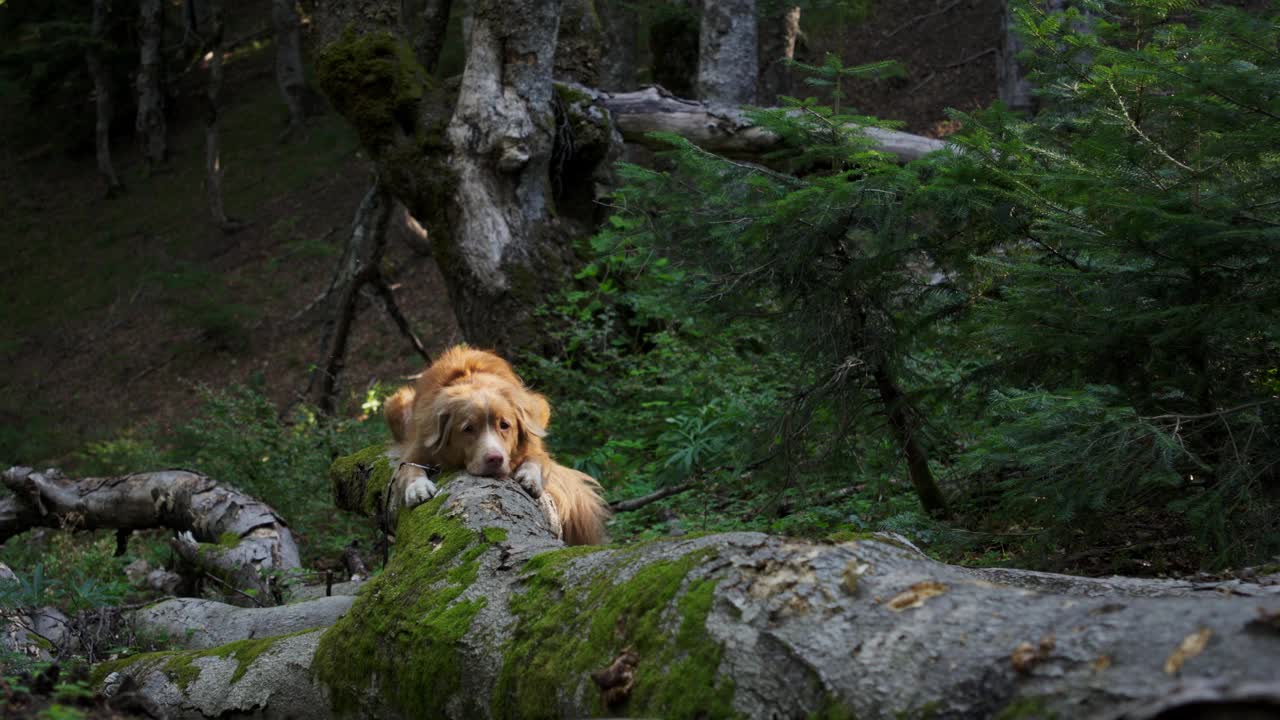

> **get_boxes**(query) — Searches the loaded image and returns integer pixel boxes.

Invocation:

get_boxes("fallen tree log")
[97,448,1280,719]
[1,466,300,601]
[567,83,952,163]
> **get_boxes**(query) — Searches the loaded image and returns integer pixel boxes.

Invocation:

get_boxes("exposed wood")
[102,457,1280,719]
[1,466,300,602]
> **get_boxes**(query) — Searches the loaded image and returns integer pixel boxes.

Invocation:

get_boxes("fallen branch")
[608,480,695,512]
[570,84,952,163]
[1,466,300,602]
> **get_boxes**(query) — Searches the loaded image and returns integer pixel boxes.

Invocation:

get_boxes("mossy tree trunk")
[314,0,578,351]
[96,448,1280,719]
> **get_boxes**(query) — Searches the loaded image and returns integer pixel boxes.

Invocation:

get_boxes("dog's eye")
[499,420,511,431]
[461,424,474,433]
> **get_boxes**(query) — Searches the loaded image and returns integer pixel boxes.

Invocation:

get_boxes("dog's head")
[420,376,549,477]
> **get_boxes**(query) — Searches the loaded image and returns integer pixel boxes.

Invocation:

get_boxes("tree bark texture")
[1,466,300,601]
[97,448,1280,719]
[698,0,758,104]
[203,0,231,228]
[597,0,638,91]
[87,0,123,194]
[271,0,309,136]
[136,0,167,170]
[555,0,605,86]
[401,0,453,73]
[757,5,800,104]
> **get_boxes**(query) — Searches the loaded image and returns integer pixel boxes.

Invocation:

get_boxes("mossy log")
[97,447,1280,719]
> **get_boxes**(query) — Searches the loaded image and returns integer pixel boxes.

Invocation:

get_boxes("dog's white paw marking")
[513,461,544,499]
[404,476,439,508]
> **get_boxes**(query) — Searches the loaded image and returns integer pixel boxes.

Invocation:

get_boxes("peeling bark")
[87,0,123,194]
[698,0,758,104]
[100,451,1280,719]
[136,0,167,170]
[271,0,309,137]
[1,466,300,601]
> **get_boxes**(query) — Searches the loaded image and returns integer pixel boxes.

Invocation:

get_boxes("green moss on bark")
[313,492,501,717]
[91,630,314,691]
[493,546,735,719]
[315,29,428,153]
[328,444,394,517]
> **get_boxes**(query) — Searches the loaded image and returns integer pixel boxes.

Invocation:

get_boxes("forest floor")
[0,45,460,468]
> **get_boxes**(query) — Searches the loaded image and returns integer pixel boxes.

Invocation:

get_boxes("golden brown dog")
[384,345,610,545]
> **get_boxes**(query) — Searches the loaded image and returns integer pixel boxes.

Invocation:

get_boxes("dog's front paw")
[404,476,439,508]
[513,461,544,499]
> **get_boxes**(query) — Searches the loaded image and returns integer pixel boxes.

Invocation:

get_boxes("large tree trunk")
[87,0,123,195]
[757,5,799,104]
[136,0,167,171]
[311,7,939,350]
[698,0,758,104]
[271,0,309,137]
[1,466,300,601]
[97,450,1280,719]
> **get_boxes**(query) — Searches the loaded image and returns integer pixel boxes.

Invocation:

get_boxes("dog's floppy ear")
[513,389,550,440]
[425,411,452,452]
[384,386,416,444]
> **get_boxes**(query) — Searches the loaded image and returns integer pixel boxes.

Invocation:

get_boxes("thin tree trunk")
[271,0,309,137]
[87,0,123,194]
[311,179,394,414]
[401,0,453,73]
[203,0,231,228]
[698,0,758,104]
[757,5,799,104]
[97,456,1280,719]
[873,363,948,515]
[136,0,167,171]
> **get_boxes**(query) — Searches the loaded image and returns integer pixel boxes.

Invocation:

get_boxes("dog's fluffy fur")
[385,346,610,545]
